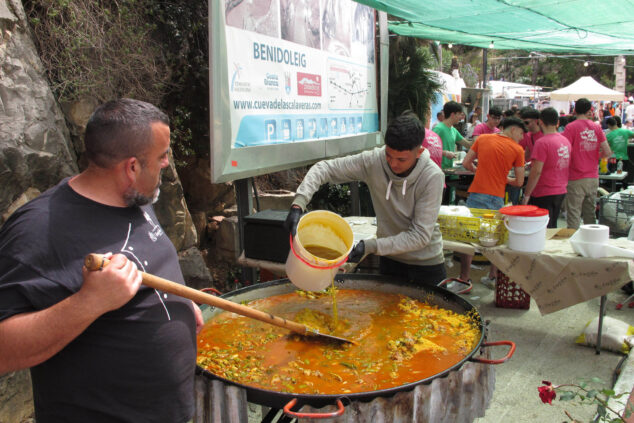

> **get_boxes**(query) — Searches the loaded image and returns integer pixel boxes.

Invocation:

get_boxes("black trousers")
[528,193,566,228]
[379,256,447,286]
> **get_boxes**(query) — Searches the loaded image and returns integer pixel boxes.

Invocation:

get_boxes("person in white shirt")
[624,102,634,125]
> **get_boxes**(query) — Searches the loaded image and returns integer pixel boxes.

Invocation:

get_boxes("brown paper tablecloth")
[480,231,634,315]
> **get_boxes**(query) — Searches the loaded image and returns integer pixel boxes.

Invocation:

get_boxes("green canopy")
[355,0,634,54]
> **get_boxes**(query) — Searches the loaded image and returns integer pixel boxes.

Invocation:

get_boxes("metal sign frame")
[209,1,388,183]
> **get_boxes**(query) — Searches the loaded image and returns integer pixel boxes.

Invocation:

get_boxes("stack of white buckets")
[499,205,549,252]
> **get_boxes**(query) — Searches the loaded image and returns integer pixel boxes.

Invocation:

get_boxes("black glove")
[284,206,302,237]
[347,240,365,263]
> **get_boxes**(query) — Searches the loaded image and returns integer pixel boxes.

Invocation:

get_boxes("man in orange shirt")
[458,117,527,288]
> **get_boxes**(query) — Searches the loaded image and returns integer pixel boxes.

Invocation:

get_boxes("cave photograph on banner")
[224,0,379,148]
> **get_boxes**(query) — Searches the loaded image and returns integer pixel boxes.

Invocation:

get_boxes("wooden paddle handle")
[84,253,308,335]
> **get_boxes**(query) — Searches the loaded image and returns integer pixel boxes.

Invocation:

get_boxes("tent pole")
[615,55,626,94]
[482,49,488,89]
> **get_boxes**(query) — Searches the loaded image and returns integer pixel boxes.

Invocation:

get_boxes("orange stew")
[197,289,480,395]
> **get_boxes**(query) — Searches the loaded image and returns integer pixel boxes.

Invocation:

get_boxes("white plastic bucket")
[285,210,354,291]
[503,214,549,252]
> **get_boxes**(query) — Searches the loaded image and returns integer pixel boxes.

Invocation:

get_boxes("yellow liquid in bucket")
[299,223,348,258]
[304,245,342,260]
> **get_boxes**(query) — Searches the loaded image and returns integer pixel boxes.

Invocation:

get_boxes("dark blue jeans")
[379,256,447,286]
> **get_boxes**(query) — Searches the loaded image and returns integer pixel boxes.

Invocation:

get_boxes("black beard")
[123,189,154,207]
[125,173,162,207]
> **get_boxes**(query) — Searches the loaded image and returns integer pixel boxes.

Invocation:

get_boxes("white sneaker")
[480,276,496,289]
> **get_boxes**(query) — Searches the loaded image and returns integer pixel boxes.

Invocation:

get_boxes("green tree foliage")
[490,52,632,93]
[24,0,210,168]
[24,0,170,105]
[149,2,210,163]
[388,36,442,123]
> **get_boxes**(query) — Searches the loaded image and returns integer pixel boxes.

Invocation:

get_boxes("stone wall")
[0,0,78,221]
[0,370,33,423]
[0,0,68,419]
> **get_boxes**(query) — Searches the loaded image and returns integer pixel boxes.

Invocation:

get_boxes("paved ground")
[446,258,634,422]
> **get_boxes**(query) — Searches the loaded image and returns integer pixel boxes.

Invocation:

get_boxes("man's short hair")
[500,117,527,133]
[539,107,559,126]
[443,101,463,118]
[385,114,425,151]
[436,111,444,118]
[519,106,540,120]
[614,116,622,127]
[85,99,169,168]
[606,117,617,127]
[503,109,515,118]
[488,106,502,117]
[574,98,592,115]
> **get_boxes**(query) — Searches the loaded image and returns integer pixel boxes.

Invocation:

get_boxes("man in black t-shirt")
[0,99,202,423]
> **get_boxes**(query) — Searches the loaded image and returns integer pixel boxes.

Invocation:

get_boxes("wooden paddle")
[84,253,355,345]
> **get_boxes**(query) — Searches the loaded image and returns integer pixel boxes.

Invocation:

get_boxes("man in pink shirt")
[519,107,544,161]
[471,106,502,140]
[521,108,572,228]
[562,98,612,229]
[423,124,443,168]
[407,110,447,170]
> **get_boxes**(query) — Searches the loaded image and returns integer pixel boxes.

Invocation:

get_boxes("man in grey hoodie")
[284,114,446,285]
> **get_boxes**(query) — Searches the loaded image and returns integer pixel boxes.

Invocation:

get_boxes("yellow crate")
[437,208,508,244]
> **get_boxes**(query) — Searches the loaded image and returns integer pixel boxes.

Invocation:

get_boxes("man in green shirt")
[433,101,469,169]
[606,117,634,160]
[606,117,634,185]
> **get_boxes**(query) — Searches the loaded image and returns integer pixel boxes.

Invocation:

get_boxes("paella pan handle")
[200,287,222,296]
[470,340,516,364]
[283,398,345,419]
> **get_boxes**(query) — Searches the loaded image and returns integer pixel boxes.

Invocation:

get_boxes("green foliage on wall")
[24,0,170,105]
[24,0,210,168]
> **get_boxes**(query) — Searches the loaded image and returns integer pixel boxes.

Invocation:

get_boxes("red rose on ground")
[538,381,556,404]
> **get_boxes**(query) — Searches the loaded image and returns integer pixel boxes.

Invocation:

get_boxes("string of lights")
[486,53,633,69]
[441,43,633,68]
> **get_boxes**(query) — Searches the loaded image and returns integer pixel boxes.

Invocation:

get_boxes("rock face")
[59,97,99,168]
[178,157,235,214]
[0,0,78,222]
[0,370,33,423]
[178,247,214,290]
[153,152,199,252]
[0,1,73,418]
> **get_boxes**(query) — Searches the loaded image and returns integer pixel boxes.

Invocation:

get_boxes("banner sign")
[224,0,379,148]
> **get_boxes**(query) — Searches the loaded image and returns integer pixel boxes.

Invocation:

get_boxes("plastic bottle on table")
[599,158,608,174]
[617,160,624,174]
[479,213,499,246]
[608,157,618,173]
